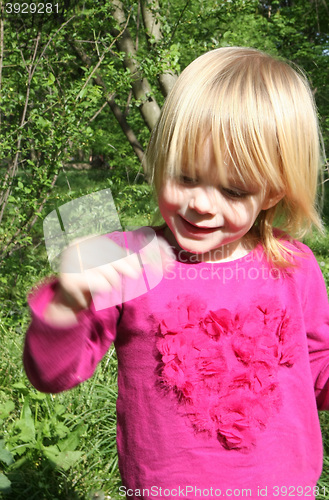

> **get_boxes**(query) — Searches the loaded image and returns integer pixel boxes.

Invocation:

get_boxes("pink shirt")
[24,231,329,499]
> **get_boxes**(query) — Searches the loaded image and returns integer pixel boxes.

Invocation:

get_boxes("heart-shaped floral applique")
[156,294,299,452]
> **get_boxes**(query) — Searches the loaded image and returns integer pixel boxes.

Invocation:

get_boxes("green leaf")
[58,424,87,452]
[15,399,35,443]
[12,382,27,391]
[36,116,50,128]
[0,440,14,466]
[56,451,84,470]
[15,421,35,443]
[12,382,29,395]
[0,473,11,492]
[30,391,46,401]
[54,404,66,416]
[47,73,56,85]
[78,87,88,99]
[54,422,69,439]
[0,400,15,420]
[43,445,83,470]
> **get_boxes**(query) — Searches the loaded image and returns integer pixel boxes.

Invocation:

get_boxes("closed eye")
[179,175,198,186]
[221,187,249,199]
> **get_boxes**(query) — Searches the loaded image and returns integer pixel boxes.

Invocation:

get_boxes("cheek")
[158,184,184,211]
[225,202,259,229]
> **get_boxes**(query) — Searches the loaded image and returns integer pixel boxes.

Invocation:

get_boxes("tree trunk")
[111,0,161,130]
[71,41,145,163]
[141,0,178,97]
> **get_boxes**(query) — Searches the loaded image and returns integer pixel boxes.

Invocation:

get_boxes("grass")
[1,167,329,498]
[0,306,121,499]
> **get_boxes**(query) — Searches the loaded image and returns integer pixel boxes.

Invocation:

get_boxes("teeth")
[189,222,214,229]
[180,216,217,230]
[190,223,216,229]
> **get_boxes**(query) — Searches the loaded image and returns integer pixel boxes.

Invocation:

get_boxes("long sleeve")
[298,246,329,410]
[23,279,121,393]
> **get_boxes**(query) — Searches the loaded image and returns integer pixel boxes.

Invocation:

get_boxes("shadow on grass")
[2,457,85,500]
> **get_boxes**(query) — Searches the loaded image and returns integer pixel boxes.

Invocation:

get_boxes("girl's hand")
[60,235,142,309]
[44,235,141,325]
[44,232,175,326]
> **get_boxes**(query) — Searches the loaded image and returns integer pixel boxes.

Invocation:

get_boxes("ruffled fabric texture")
[156,294,299,452]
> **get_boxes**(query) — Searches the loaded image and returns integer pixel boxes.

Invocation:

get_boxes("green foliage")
[1,0,328,263]
[1,387,85,470]
[0,306,120,498]
[160,0,329,148]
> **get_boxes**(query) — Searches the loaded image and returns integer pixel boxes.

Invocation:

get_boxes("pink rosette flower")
[181,381,195,399]
[158,295,207,334]
[159,313,182,335]
[196,346,225,371]
[157,332,189,363]
[232,333,258,364]
[185,296,207,323]
[211,404,253,450]
[162,359,185,388]
[202,309,233,339]
[156,295,299,452]
[157,335,178,363]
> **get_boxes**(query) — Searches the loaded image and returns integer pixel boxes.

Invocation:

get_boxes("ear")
[261,191,285,211]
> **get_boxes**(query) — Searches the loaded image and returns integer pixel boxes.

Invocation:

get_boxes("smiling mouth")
[179,216,220,233]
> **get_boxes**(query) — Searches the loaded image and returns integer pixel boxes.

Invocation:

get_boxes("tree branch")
[0,31,41,224]
[111,0,161,130]
[141,0,178,97]
[75,9,132,102]
[71,40,144,163]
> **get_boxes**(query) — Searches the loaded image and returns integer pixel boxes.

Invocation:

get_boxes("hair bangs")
[150,84,230,190]
[210,58,286,195]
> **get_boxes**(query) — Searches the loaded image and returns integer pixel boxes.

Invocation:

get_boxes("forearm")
[23,279,118,393]
[43,283,88,327]
[23,311,92,393]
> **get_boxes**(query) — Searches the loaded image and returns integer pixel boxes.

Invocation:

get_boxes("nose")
[188,186,218,216]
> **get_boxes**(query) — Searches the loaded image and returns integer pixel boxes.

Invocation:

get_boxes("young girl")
[24,47,329,499]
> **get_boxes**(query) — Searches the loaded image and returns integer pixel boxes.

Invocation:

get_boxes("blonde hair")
[144,47,325,266]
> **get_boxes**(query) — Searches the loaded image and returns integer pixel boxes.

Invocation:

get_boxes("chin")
[176,237,214,255]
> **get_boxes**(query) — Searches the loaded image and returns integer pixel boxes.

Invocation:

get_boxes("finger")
[78,235,126,270]
[112,252,141,279]
[58,277,92,310]
[90,265,122,292]
[60,235,127,273]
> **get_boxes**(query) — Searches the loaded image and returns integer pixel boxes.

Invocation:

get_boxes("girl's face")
[158,139,277,262]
